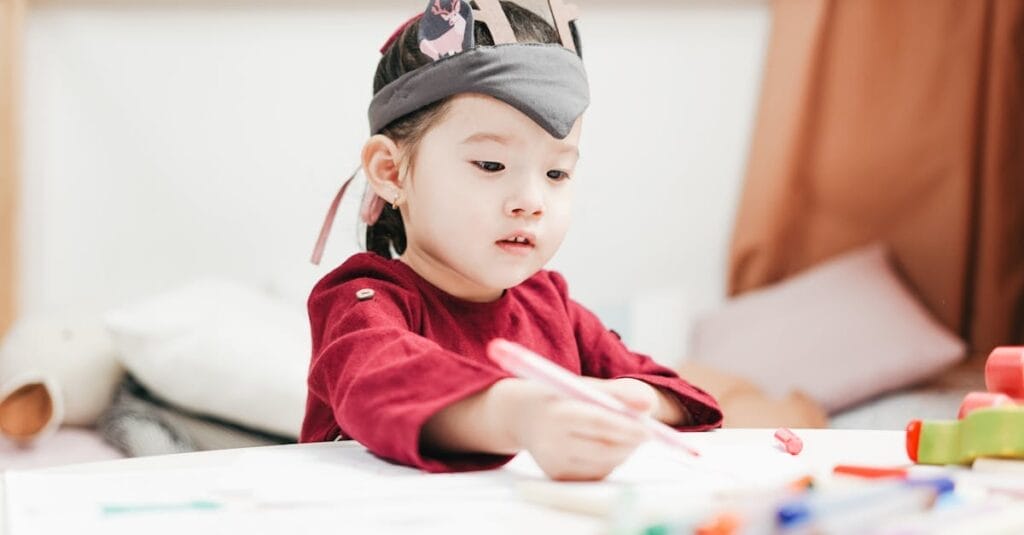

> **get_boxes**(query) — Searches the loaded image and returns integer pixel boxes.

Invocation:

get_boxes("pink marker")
[486,338,701,457]
[775,427,803,455]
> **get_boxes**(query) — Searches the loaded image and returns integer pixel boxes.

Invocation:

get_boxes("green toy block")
[907,406,1024,465]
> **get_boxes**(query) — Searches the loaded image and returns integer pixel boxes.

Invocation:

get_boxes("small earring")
[390,193,400,210]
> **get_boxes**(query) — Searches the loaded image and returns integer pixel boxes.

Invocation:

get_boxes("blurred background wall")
[15,0,771,355]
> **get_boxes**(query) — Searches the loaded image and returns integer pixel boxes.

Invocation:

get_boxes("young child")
[301,0,722,481]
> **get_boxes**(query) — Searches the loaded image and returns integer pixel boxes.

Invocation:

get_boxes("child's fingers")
[557,437,642,480]
[546,459,617,482]
[569,422,648,447]
[585,377,657,414]
[542,435,640,481]
[562,401,650,445]
[566,436,637,464]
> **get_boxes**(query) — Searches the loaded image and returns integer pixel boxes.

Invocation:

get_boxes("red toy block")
[986,346,1024,398]
[957,346,1024,419]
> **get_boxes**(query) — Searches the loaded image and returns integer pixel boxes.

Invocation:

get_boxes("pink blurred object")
[775,427,803,455]
[359,185,386,226]
[688,245,966,413]
[0,427,123,471]
[310,166,360,266]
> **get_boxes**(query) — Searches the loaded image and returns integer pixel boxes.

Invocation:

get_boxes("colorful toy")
[906,406,1024,465]
[983,346,1024,397]
[957,346,1024,418]
[906,346,1024,465]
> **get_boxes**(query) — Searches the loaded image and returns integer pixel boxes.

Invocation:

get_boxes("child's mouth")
[496,237,535,254]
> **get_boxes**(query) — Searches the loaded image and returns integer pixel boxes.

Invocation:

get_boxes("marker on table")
[832,464,910,479]
[774,428,803,455]
[486,338,701,457]
[870,501,1024,535]
[776,476,954,532]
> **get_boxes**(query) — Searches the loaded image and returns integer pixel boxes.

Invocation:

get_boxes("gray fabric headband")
[367,0,590,139]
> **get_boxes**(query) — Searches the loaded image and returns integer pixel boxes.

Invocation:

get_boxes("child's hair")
[366,1,583,259]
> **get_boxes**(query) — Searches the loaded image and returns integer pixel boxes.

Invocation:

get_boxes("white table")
[2,429,910,534]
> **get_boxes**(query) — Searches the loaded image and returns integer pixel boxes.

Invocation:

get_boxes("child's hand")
[420,378,686,480]
[507,379,655,481]
[589,377,690,427]
[582,377,661,416]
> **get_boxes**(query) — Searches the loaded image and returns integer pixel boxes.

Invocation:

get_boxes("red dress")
[301,252,722,472]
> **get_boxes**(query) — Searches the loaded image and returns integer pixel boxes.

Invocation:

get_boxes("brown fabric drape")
[729,0,1024,356]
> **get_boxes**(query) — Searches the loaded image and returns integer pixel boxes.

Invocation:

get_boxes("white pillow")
[104,280,310,438]
[688,244,966,413]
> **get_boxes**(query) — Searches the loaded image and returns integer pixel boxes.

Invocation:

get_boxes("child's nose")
[505,182,545,218]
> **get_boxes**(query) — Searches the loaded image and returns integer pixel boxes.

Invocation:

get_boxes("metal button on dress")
[356,288,375,301]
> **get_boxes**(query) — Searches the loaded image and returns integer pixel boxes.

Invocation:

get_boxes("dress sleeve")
[307,279,515,472]
[550,273,724,431]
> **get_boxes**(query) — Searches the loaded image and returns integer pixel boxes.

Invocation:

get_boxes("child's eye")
[473,161,505,172]
[547,170,571,181]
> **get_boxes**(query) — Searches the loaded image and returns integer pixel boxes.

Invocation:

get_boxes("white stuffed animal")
[0,315,124,446]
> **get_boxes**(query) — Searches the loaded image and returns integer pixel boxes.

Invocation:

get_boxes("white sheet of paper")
[3,434,812,535]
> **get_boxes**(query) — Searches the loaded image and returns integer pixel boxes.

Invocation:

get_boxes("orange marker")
[832,464,909,479]
[786,475,815,492]
[695,512,742,535]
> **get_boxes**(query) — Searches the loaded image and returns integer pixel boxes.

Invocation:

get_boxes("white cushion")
[105,280,309,438]
[689,244,966,413]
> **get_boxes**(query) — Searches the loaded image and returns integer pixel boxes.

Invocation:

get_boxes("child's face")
[399,93,581,302]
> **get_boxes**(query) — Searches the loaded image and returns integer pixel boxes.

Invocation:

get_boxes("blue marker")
[776,477,954,532]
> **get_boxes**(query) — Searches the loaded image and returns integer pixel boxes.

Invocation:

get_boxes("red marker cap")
[906,420,922,463]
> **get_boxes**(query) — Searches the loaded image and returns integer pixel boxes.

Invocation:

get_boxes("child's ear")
[362,134,404,201]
